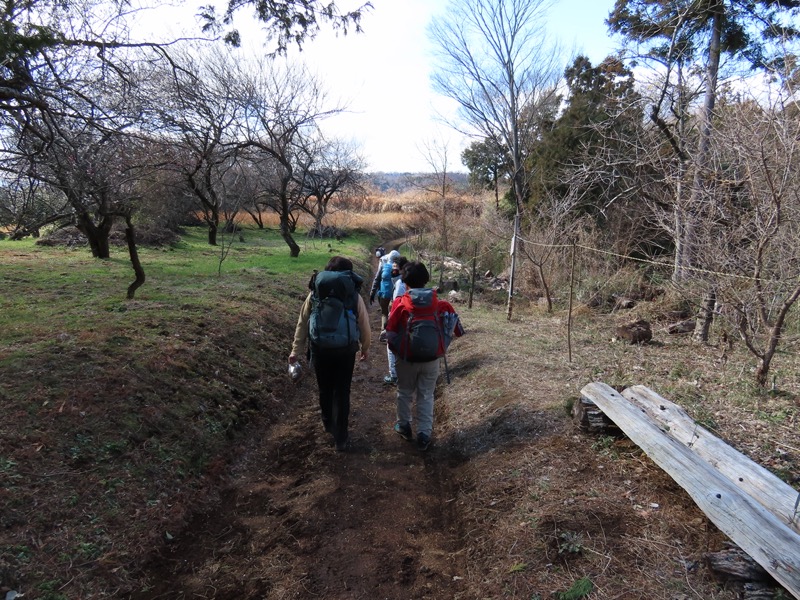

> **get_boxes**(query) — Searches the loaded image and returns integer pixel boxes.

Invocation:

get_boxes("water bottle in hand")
[288,362,302,383]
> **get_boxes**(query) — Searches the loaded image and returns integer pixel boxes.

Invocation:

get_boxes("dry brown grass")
[433,296,798,599]
[231,192,454,233]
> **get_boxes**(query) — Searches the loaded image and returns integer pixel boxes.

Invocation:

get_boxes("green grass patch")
[0,226,373,596]
[556,577,593,600]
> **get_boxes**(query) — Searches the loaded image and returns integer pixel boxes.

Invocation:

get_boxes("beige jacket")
[290,293,371,358]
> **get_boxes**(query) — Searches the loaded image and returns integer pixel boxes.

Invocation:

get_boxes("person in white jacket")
[383,256,408,384]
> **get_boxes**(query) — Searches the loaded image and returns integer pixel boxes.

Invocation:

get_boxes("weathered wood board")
[622,384,800,536]
[580,382,800,599]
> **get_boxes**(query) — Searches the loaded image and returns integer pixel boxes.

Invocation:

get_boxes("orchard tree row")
[0,0,369,262]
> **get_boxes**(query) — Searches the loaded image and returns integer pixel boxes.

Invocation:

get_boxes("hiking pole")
[443,354,451,384]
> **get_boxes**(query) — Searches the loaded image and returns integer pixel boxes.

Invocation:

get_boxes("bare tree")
[519,186,589,313]
[144,46,245,246]
[0,41,149,258]
[694,86,800,387]
[231,59,344,257]
[429,0,563,319]
[0,174,70,239]
[418,138,457,289]
[296,136,366,238]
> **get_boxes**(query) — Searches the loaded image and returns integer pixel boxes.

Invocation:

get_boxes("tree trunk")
[469,242,477,309]
[124,215,146,300]
[673,188,688,281]
[694,288,716,343]
[76,213,113,259]
[507,212,519,321]
[203,202,220,246]
[689,8,722,337]
[280,210,300,257]
[283,231,301,257]
[754,282,800,387]
[537,262,552,313]
[312,208,325,238]
[244,207,264,229]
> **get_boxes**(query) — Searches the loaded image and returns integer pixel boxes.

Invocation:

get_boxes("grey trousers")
[395,358,440,436]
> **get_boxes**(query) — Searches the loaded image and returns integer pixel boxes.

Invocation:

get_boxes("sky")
[287,0,621,173]
[149,0,621,173]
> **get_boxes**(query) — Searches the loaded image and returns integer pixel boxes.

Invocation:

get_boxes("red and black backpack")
[393,288,445,362]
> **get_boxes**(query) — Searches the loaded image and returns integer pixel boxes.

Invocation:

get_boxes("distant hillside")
[367,171,469,194]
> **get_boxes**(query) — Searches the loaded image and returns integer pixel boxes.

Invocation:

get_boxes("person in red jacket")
[385,261,463,451]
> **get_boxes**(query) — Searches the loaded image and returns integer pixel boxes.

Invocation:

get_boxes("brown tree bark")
[125,215,146,300]
[76,213,113,259]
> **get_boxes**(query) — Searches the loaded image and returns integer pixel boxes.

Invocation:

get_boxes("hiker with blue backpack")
[383,255,408,385]
[386,261,464,451]
[289,256,371,451]
[369,249,401,341]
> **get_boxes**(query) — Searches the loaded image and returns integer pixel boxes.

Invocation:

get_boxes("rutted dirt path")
[126,250,758,600]
[134,269,467,599]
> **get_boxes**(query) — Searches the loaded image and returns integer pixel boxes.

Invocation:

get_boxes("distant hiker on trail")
[289,256,371,452]
[386,261,464,451]
[383,255,408,386]
[369,248,400,341]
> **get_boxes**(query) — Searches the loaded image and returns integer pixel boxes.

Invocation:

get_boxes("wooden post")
[506,212,519,322]
[469,241,477,309]
[567,241,575,363]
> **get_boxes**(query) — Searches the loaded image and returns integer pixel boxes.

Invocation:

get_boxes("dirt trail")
[135,264,467,599]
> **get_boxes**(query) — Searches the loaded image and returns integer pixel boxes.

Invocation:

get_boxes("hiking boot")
[416,432,431,451]
[379,330,387,343]
[383,374,398,385]
[335,435,349,452]
[394,422,412,441]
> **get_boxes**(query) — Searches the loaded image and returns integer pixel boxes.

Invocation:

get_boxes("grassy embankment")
[0,227,374,597]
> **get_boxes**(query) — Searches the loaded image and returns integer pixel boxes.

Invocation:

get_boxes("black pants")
[312,350,357,444]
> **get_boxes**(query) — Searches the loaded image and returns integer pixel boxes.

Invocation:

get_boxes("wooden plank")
[622,384,800,535]
[580,382,800,599]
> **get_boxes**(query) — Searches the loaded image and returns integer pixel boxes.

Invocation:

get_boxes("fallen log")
[744,582,784,600]
[705,542,770,582]
[705,543,786,599]
[580,382,800,599]
[571,395,619,433]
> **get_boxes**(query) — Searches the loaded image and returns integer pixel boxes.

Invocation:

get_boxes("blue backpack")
[308,270,361,354]
[378,260,394,299]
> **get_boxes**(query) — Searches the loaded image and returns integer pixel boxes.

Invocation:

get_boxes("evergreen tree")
[527,55,642,217]
[461,138,511,212]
